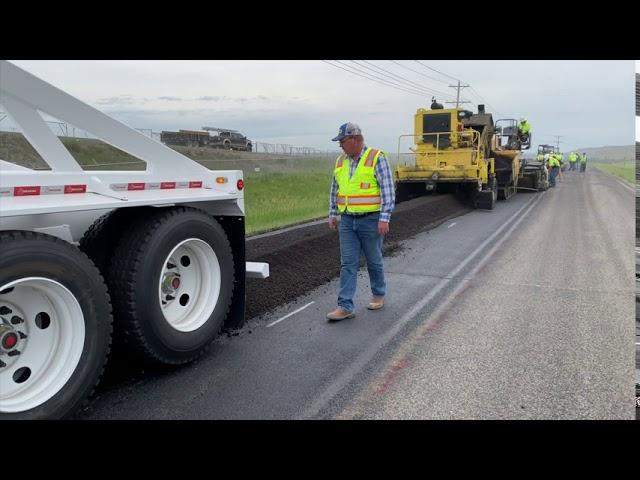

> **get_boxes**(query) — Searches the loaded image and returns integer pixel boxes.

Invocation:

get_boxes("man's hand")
[329,217,338,230]
[378,221,389,235]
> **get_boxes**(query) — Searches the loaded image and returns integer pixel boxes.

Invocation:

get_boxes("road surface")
[78,168,634,419]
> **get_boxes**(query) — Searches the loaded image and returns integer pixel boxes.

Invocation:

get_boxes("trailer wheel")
[0,231,112,419]
[79,207,153,275]
[108,207,234,365]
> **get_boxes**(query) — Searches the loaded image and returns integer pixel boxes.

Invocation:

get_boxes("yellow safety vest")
[334,147,382,214]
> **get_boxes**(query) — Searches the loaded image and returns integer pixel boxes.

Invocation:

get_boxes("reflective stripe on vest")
[334,147,382,214]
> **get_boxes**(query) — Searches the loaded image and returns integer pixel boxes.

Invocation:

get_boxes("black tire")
[475,177,496,210]
[107,207,235,365]
[489,176,498,204]
[0,231,112,419]
[79,207,154,276]
[223,140,231,150]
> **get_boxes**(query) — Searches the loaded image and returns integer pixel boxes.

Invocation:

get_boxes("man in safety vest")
[518,118,531,144]
[547,153,560,187]
[579,152,587,173]
[568,151,578,171]
[557,152,565,181]
[327,122,396,321]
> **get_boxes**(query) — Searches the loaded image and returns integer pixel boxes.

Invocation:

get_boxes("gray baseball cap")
[332,122,362,141]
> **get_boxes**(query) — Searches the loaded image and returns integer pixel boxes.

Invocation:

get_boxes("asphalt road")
[337,168,635,419]
[77,168,635,419]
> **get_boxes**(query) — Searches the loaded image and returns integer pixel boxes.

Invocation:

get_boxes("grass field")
[593,162,634,184]
[1,131,336,235]
[244,170,333,235]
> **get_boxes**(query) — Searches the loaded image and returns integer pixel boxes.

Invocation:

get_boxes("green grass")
[593,162,634,184]
[244,170,333,235]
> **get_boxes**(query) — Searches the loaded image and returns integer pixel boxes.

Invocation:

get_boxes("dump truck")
[394,101,521,209]
[0,60,269,419]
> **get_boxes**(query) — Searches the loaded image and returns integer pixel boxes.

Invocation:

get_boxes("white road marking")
[267,301,315,328]
[447,222,457,228]
[614,178,634,194]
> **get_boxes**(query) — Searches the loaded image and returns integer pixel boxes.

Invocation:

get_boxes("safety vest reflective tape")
[334,147,383,214]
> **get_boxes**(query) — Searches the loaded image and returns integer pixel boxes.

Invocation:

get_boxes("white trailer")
[0,61,269,419]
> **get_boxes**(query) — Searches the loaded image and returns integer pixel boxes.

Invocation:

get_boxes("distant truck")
[160,127,252,151]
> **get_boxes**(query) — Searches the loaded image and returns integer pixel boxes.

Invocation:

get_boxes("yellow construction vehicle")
[493,119,549,192]
[395,101,520,209]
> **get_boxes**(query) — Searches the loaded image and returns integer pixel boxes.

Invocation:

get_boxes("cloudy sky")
[4,60,637,154]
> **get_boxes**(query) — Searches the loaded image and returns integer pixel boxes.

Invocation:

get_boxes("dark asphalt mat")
[245,194,470,320]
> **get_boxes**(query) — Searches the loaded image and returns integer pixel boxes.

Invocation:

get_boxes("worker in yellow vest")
[579,152,588,173]
[518,118,531,144]
[547,153,560,187]
[557,152,565,182]
[327,122,396,321]
[568,151,578,171]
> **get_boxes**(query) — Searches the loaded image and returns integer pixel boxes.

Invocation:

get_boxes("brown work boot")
[367,296,385,310]
[326,307,355,322]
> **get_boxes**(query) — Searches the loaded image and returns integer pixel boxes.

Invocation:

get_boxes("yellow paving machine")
[394,100,521,209]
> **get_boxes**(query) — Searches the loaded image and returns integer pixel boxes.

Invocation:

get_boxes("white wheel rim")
[0,278,85,413]
[158,238,221,332]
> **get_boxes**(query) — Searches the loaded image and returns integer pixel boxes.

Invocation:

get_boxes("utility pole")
[445,80,471,108]
[552,135,563,152]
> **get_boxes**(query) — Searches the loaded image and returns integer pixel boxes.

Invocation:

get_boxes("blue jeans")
[549,166,559,186]
[337,212,386,312]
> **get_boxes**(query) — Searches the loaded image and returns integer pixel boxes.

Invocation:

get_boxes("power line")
[323,60,438,98]
[332,60,438,97]
[468,86,504,117]
[414,60,461,82]
[355,60,456,99]
[412,61,504,115]
[389,61,451,85]
[338,60,454,100]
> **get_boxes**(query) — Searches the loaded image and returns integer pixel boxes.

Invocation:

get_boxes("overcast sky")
[4,60,637,154]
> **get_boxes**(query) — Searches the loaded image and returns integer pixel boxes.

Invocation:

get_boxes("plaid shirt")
[329,145,395,222]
